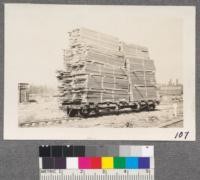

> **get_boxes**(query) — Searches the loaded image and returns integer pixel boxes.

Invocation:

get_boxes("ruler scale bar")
[40,174,154,180]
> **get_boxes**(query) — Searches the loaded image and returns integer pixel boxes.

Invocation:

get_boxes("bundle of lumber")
[57,28,157,106]
[124,44,157,101]
[57,62,129,103]
[120,42,150,60]
[69,28,120,53]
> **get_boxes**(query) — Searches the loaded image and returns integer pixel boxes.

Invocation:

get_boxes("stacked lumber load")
[57,28,128,104]
[57,28,157,108]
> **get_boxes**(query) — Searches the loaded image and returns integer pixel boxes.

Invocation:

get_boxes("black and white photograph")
[4,4,195,140]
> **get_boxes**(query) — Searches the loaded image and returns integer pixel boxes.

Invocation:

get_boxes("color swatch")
[101,157,114,169]
[39,145,154,170]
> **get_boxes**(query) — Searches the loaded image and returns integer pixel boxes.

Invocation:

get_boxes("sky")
[5,4,192,87]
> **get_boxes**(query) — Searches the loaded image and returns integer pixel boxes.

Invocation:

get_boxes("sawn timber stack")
[57,28,159,117]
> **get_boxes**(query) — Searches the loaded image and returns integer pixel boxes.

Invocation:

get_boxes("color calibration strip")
[39,145,154,180]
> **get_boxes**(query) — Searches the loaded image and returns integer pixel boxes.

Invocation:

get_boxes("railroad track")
[158,119,183,128]
[19,109,135,127]
[19,113,183,128]
[20,118,183,128]
[19,117,79,127]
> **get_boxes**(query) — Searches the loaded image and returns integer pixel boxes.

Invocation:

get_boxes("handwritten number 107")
[174,131,189,139]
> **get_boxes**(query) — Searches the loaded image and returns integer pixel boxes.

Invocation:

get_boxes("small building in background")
[18,83,30,103]
[158,79,183,103]
[158,79,183,96]
[159,84,183,96]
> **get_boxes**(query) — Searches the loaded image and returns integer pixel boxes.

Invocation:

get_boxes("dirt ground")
[18,96,183,128]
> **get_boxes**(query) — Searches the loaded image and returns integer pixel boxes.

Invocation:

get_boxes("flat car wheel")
[147,103,155,111]
[67,109,78,117]
[80,107,90,117]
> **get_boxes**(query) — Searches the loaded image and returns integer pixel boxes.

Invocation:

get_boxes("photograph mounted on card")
[4,4,195,140]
